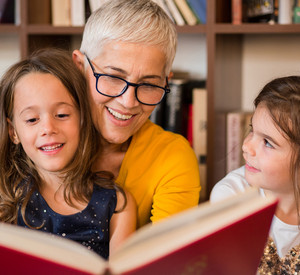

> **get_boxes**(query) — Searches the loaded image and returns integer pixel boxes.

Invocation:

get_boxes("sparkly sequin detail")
[258,237,300,275]
[17,185,117,259]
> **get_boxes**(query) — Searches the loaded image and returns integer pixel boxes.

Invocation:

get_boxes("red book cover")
[187,103,193,147]
[0,188,277,275]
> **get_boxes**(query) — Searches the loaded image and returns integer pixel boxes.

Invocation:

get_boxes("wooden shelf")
[26,25,85,35]
[0,24,20,33]
[214,23,300,34]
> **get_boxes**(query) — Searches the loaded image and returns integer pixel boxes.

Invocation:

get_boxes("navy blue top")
[17,184,117,259]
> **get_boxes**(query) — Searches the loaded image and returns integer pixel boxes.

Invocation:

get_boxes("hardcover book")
[192,86,207,201]
[174,0,198,25]
[0,188,277,275]
[164,0,185,25]
[186,0,206,24]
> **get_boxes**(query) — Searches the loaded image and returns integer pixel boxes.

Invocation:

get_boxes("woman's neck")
[100,137,131,154]
[94,138,132,178]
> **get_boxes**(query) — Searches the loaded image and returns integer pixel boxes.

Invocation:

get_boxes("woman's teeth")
[108,107,133,120]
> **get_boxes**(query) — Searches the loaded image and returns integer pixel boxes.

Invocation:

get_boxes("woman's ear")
[7,119,20,144]
[72,50,85,72]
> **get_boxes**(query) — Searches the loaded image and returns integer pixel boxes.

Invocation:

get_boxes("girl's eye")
[26,118,38,124]
[56,114,69,118]
[264,139,273,148]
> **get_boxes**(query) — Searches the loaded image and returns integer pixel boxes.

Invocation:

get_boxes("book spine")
[213,112,227,184]
[278,0,292,24]
[51,0,71,26]
[232,0,242,24]
[152,0,175,23]
[173,0,198,25]
[149,97,166,129]
[28,0,51,24]
[226,112,244,173]
[186,103,193,146]
[186,0,206,24]
[192,87,207,202]
[164,79,186,135]
[71,0,85,26]
[164,0,185,25]
[0,0,15,24]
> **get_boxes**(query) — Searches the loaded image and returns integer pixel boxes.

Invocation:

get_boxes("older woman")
[72,0,200,228]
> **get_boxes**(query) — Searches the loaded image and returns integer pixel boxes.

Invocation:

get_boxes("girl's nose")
[242,133,255,156]
[40,117,57,136]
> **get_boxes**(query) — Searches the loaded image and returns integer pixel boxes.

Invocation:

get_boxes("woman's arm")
[109,189,137,255]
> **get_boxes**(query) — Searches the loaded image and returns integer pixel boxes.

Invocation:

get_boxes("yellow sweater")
[116,120,201,228]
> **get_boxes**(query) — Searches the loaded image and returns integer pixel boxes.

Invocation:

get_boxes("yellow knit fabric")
[116,120,201,228]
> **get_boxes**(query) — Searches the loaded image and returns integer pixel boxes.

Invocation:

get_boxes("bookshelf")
[1,0,300,199]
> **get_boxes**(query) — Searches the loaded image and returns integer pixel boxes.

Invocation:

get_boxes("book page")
[0,223,106,274]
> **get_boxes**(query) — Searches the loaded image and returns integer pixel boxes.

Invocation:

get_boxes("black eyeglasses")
[85,54,170,106]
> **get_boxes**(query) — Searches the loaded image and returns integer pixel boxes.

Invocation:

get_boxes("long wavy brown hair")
[254,76,300,224]
[0,48,125,225]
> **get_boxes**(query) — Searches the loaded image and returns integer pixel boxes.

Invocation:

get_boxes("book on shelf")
[150,76,205,142]
[278,0,292,24]
[174,0,198,25]
[0,188,277,275]
[152,0,175,23]
[149,96,166,129]
[226,111,245,173]
[214,111,253,182]
[232,0,243,24]
[0,0,15,24]
[164,0,185,25]
[186,0,206,24]
[51,0,71,26]
[214,112,228,185]
[186,102,193,146]
[192,85,207,202]
[28,0,51,24]
[164,78,189,135]
[294,0,300,23]
[71,0,85,26]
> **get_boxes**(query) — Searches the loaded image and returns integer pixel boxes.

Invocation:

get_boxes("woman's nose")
[118,85,140,108]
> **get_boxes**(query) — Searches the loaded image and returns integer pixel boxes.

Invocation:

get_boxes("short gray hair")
[80,0,177,75]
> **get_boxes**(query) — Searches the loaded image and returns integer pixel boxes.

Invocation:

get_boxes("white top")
[210,166,300,258]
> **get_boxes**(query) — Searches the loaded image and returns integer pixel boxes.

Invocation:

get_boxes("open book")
[0,188,277,275]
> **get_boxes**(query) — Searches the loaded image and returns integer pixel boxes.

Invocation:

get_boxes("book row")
[153,0,206,25]
[214,111,253,183]
[232,0,300,24]
[0,0,207,26]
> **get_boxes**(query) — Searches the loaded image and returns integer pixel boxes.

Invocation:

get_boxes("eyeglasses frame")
[85,54,170,106]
